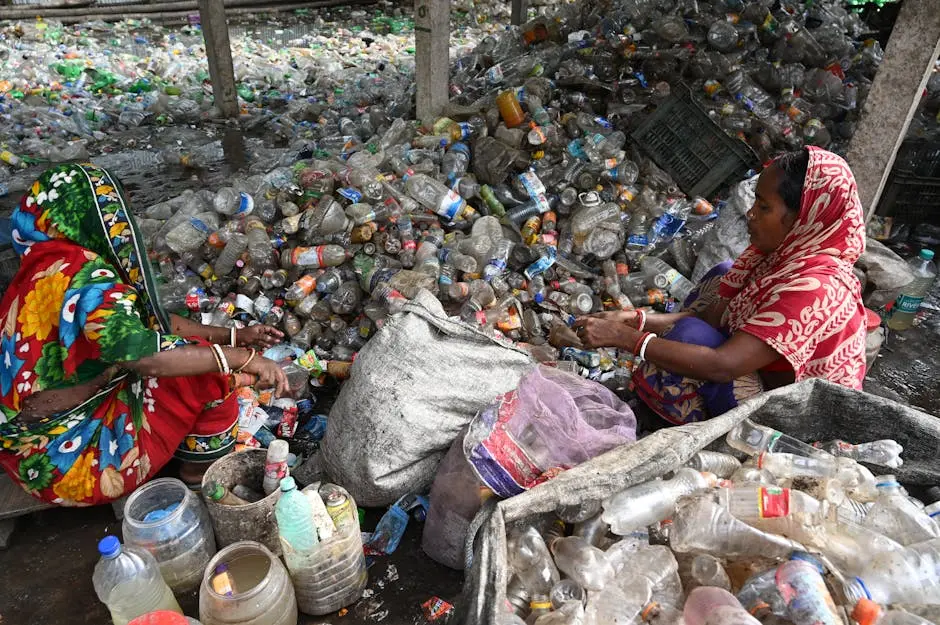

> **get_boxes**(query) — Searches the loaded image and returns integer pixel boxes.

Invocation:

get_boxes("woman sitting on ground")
[0,163,288,505]
[574,147,868,425]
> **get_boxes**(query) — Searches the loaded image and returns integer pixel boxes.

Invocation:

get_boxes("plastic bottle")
[405,173,475,222]
[726,419,831,459]
[244,216,273,269]
[602,468,712,535]
[93,536,183,625]
[843,537,940,604]
[775,557,841,625]
[165,216,214,254]
[549,536,615,591]
[852,599,938,625]
[638,257,694,303]
[213,233,247,277]
[507,527,560,610]
[862,475,940,545]
[262,439,290,495]
[442,142,472,182]
[888,250,937,331]
[689,554,732,591]
[497,90,526,128]
[687,451,742,478]
[204,481,250,506]
[282,245,348,269]
[213,188,255,216]
[684,587,761,625]
[275,476,319,571]
[813,440,903,469]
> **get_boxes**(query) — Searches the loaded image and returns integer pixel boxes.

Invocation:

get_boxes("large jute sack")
[321,289,534,507]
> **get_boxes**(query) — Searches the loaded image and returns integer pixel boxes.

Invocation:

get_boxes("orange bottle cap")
[851,599,882,625]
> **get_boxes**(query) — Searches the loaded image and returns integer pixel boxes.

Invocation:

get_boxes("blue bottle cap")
[98,535,122,558]
[279,476,297,492]
[920,249,934,260]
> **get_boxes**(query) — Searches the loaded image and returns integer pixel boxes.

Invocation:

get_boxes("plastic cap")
[279,476,297,492]
[851,599,882,625]
[98,535,122,558]
[875,475,899,488]
[534,293,544,303]
[919,249,934,260]
[789,551,825,572]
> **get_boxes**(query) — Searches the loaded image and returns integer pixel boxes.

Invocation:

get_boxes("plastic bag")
[464,365,637,499]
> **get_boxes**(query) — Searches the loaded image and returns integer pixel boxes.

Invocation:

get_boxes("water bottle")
[862,475,940,545]
[281,245,348,269]
[775,557,841,625]
[213,233,247,277]
[507,527,560,609]
[687,451,742,478]
[275,476,319,572]
[441,142,472,182]
[483,239,514,282]
[601,468,712,535]
[684,587,761,625]
[213,188,255,216]
[640,257,694,304]
[404,173,476,222]
[888,249,937,331]
[93,536,183,625]
[688,554,732,591]
[244,216,273,269]
[549,536,615,591]
[726,419,831,459]
[165,215,216,254]
[843,537,940,604]
[813,439,904,469]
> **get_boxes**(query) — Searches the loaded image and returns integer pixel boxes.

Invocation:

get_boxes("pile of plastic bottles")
[500,419,939,625]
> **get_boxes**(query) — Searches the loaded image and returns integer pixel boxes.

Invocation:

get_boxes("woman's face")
[747,166,799,254]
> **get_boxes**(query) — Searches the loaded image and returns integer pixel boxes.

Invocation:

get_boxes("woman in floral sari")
[0,164,288,506]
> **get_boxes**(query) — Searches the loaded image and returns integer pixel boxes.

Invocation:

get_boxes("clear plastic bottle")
[775,557,841,625]
[549,536,615,592]
[262,439,290,495]
[737,567,787,618]
[843,537,940,604]
[93,536,183,625]
[813,440,904,469]
[275,476,319,572]
[852,599,937,625]
[684,587,761,625]
[484,239,514,282]
[442,142,472,182]
[726,419,830,459]
[213,188,255,216]
[689,554,731,591]
[671,496,803,560]
[405,173,475,222]
[640,257,693,303]
[507,527,560,610]
[687,451,742,478]
[601,468,712,535]
[862,476,940,545]
[282,245,348,269]
[888,250,937,331]
[244,215,274,269]
[213,233,247,278]
[165,215,215,254]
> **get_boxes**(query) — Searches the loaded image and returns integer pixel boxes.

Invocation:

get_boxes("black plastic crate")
[877,171,940,225]
[893,139,940,179]
[631,83,760,198]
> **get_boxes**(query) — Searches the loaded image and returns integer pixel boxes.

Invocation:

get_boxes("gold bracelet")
[235,348,257,374]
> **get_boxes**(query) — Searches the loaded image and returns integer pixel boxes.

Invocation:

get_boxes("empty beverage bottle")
[602,468,712,535]
[549,536,615,591]
[727,419,830,459]
[275,476,319,571]
[204,482,250,507]
[888,250,937,331]
[640,257,694,303]
[813,439,904,469]
[843,537,940,604]
[93,536,183,625]
[404,173,476,222]
[852,599,937,625]
[684,587,761,625]
[165,216,215,254]
[507,527,560,610]
[262,439,289,495]
[862,475,939,545]
[442,142,472,182]
[244,216,273,269]
[549,579,585,610]
[213,233,247,277]
[737,566,788,618]
[775,556,841,625]
[687,451,742,478]
[213,188,254,216]
[282,245,348,269]
[689,554,732,591]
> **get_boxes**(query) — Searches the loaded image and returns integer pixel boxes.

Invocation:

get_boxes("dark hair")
[772,148,810,214]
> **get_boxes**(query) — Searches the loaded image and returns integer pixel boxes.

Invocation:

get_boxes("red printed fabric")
[719,147,867,390]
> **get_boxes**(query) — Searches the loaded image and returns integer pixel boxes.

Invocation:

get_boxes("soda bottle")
[213,188,255,216]
[640,257,694,303]
[404,173,476,222]
[281,245,348,269]
[262,439,289,495]
[842,537,940,604]
[442,142,472,182]
[93,536,183,625]
[888,250,937,331]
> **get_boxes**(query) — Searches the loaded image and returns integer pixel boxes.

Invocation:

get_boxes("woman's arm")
[170,314,284,349]
[572,317,780,383]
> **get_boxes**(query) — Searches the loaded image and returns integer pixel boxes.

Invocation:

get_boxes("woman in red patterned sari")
[574,147,868,425]
[0,164,288,505]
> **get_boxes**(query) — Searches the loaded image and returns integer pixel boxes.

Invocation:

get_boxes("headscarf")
[719,146,868,389]
[10,163,170,333]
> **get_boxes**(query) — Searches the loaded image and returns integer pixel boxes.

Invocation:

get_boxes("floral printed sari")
[0,164,237,506]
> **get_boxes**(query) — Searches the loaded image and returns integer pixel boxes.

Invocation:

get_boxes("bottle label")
[651,213,686,240]
[758,486,790,518]
[567,140,587,160]
[519,171,546,199]
[190,218,211,234]
[627,233,649,247]
[234,294,255,314]
[524,248,557,279]
[236,192,254,215]
[485,65,504,85]
[289,246,326,267]
[895,293,924,314]
[338,187,363,203]
[264,459,288,482]
[185,288,205,312]
[437,189,465,221]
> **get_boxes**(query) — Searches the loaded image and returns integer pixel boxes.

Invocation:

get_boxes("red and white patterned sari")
[719,146,868,390]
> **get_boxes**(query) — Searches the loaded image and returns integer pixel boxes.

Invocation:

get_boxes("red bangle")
[633,331,651,356]
[636,309,646,332]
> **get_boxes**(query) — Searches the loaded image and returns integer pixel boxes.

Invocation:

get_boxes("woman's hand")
[237,324,284,349]
[242,356,290,397]
[572,317,640,350]
[583,310,642,327]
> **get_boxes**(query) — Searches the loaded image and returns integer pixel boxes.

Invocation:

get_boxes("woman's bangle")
[639,333,658,361]
[230,326,238,348]
[636,309,646,333]
[633,331,651,356]
[235,348,257,374]
[211,344,231,375]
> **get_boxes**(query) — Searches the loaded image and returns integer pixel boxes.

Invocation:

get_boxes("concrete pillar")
[414,0,450,124]
[845,0,940,220]
[511,0,526,25]
[197,0,239,119]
